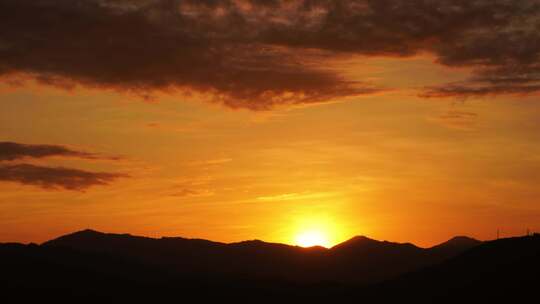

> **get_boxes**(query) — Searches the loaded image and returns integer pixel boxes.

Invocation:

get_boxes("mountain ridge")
[42,228,481,250]
[3,232,537,303]
[36,229,482,285]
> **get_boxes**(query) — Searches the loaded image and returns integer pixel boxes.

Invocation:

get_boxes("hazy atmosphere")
[2,0,540,248]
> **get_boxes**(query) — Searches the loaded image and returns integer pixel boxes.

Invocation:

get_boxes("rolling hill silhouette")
[367,234,540,303]
[4,230,538,302]
[40,229,479,284]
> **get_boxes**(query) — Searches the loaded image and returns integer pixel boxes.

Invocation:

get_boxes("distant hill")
[0,230,494,302]
[367,234,540,303]
[40,229,480,284]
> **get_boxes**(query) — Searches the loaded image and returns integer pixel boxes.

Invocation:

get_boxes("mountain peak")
[447,235,480,242]
[50,229,105,241]
[433,236,481,248]
[428,236,482,257]
[74,228,103,235]
[42,229,132,247]
[331,235,381,250]
[346,235,379,243]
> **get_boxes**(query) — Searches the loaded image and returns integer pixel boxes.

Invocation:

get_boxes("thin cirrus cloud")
[0,142,126,191]
[429,110,479,131]
[169,188,215,198]
[1,0,540,109]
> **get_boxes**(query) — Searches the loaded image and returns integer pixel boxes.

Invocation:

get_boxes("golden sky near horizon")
[2,0,540,247]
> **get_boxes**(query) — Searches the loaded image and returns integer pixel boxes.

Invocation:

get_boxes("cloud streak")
[0,164,127,191]
[0,141,126,191]
[1,0,540,107]
[429,110,478,131]
[0,142,118,161]
[423,64,540,98]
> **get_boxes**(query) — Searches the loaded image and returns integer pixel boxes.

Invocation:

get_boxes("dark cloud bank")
[0,142,125,191]
[1,0,540,109]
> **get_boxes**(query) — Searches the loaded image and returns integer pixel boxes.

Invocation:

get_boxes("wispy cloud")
[0,141,126,191]
[187,158,233,167]
[0,163,127,191]
[428,111,479,131]
[0,141,120,161]
[169,188,215,198]
[257,191,335,202]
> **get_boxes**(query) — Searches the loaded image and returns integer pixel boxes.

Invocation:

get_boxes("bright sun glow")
[288,213,348,248]
[295,230,330,248]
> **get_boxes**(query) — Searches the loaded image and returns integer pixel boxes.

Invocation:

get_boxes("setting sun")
[295,230,330,248]
[288,214,348,248]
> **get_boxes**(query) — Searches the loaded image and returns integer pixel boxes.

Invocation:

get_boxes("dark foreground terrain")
[1,230,538,303]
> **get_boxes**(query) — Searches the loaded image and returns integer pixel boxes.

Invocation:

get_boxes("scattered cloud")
[0,141,126,191]
[0,141,120,161]
[3,0,539,109]
[422,64,540,98]
[0,163,127,191]
[166,179,216,198]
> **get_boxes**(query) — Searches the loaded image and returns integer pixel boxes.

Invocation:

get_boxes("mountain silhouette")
[366,234,540,303]
[429,235,480,250]
[40,229,479,284]
[4,229,518,303]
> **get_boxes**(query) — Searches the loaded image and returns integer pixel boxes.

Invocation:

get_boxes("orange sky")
[2,0,540,248]
[1,54,539,247]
